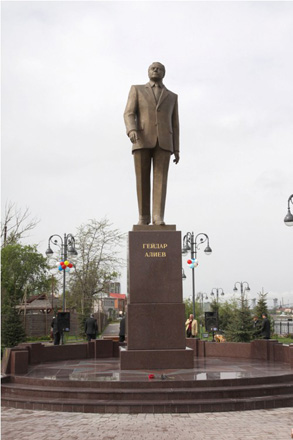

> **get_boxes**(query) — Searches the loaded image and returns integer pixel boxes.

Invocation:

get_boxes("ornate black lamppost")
[284,194,293,226]
[182,232,212,318]
[233,281,250,301]
[45,233,78,312]
[211,288,225,303]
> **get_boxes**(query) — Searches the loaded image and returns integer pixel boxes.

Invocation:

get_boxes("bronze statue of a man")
[124,62,180,225]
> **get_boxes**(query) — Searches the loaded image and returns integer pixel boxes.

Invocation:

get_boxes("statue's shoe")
[137,219,150,225]
[153,219,165,226]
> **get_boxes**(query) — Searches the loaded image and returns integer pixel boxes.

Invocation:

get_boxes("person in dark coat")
[261,313,271,339]
[119,316,126,342]
[253,316,261,338]
[51,315,62,345]
[85,314,98,341]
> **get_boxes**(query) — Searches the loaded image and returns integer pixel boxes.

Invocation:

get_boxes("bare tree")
[68,218,125,315]
[1,201,40,247]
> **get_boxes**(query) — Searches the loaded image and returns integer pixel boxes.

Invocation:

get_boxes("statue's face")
[148,62,165,81]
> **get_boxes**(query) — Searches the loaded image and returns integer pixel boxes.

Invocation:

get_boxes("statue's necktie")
[154,84,161,102]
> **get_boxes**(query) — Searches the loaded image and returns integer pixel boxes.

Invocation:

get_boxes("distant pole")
[233,281,250,301]
[51,275,54,310]
[211,288,225,304]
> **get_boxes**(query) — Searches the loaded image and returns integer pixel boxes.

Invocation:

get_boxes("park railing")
[274,320,293,336]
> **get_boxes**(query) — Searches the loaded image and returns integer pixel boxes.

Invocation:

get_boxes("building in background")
[109,293,126,317]
[16,293,60,315]
[93,284,127,319]
[105,282,121,294]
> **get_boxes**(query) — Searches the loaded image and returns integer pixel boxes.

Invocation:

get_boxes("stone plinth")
[128,228,183,303]
[127,303,185,350]
[120,227,193,370]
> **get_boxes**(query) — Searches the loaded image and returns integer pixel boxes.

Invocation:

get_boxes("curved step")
[2,382,293,401]
[2,371,293,413]
[8,372,293,389]
[2,393,293,413]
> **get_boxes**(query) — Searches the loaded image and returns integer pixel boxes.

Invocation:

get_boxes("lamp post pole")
[284,194,293,226]
[210,288,224,335]
[233,281,250,301]
[182,232,212,319]
[197,292,208,338]
[45,233,78,312]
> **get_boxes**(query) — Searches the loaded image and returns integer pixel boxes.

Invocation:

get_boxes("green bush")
[1,306,26,348]
[225,297,254,343]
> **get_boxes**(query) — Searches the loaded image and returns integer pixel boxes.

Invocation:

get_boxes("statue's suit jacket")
[124,83,180,154]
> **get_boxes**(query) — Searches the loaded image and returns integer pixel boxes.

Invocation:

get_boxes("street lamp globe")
[182,268,187,280]
[45,247,53,256]
[284,195,293,226]
[68,245,78,256]
[284,210,293,227]
[182,243,191,254]
[204,245,212,255]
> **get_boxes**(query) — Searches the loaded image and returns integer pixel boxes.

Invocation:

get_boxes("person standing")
[119,316,126,342]
[124,62,180,226]
[253,315,261,338]
[51,315,61,346]
[185,314,198,338]
[85,314,98,341]
[261,313,271,339]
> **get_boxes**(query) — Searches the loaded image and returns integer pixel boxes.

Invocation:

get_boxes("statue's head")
[148,62,165,81]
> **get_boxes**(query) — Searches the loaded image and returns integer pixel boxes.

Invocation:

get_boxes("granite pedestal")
[120,226,193,370]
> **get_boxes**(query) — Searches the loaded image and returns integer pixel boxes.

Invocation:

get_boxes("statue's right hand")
[129,130,138,143]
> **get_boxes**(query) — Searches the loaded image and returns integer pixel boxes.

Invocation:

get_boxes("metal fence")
[274,320,293,335]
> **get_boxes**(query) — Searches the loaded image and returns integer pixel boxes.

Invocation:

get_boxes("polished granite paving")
[23,357,292,382]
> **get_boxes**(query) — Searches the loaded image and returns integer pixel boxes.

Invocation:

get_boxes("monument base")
[120,346,194,370]
[122,228,192,371]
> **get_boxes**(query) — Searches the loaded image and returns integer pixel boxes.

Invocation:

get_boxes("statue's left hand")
[129,130,139,144]
[173,152,180,164]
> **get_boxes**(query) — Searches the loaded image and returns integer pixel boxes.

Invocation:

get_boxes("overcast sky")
[2,1,293,307]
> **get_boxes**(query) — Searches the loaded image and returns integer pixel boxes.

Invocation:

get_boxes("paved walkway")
[102,322,120,337]
[1,407,292,439]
